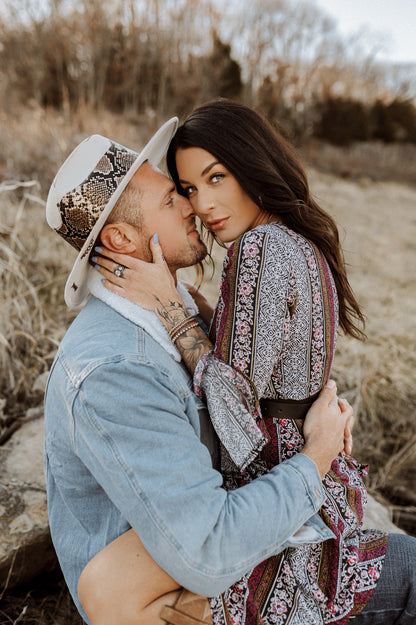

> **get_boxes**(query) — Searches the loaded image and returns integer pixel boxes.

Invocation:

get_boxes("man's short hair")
[105,177,143,230]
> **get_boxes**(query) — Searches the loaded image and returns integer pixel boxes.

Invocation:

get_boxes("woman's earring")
[258,195,264,208]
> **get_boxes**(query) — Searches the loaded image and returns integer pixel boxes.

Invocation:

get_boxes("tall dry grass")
[0,180,71,424]
[0,104,158,194]
[308,170,416,532]
[302,139,416,187]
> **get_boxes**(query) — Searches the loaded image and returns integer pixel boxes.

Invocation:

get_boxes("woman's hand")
[92,235,188,324]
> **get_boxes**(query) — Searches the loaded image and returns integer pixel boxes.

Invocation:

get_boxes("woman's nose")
[194,191,214,216]
[179,194,195,218]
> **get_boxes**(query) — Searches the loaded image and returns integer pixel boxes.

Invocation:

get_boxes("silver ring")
[114,264,126,278]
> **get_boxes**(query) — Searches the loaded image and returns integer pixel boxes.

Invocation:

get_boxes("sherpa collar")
[87,267,199,362]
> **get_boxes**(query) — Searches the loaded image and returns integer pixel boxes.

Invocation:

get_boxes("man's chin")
[171,242,207,271]
[193,241,208,266]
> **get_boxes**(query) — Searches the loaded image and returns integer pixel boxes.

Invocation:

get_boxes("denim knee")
[352,533,416,625]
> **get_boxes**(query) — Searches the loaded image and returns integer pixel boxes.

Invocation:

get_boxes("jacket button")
[314,486,322,500]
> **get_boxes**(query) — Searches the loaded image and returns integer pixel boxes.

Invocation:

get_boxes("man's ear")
[100,223,138,254]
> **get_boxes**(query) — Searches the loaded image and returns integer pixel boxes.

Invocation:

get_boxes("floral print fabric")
[194,223,388,624]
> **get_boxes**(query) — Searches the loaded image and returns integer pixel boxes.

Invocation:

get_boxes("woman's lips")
[207,217,229,232]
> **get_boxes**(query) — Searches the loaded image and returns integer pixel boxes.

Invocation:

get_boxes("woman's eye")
[210,173,225,183]
[185,185,196,197]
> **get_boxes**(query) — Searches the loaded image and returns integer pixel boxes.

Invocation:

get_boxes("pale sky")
[313,0,416,63]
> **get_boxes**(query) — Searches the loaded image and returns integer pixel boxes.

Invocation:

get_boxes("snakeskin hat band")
[46,117,178,308]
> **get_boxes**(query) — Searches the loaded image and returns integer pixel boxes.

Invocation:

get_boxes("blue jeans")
[351,533,416,624]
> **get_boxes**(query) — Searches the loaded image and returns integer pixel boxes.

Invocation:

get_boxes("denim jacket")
[44,288,333,621]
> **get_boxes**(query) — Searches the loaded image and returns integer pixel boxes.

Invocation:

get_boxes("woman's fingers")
[92,247,150,287]
[93,261,124,285]
[92,246,134,268]
[89,237,182,313]
[92,235,167,276]
[100,277,125,296]
[92,256,123,279]
[149,233,166,265]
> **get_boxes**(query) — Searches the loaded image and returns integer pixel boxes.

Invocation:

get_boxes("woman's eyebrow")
[201,160,220,176]
[179,160,221,185]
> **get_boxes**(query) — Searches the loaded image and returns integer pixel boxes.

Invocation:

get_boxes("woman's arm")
[209,228,291,395]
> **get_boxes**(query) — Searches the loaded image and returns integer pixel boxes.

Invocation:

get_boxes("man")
[44,120,353,624]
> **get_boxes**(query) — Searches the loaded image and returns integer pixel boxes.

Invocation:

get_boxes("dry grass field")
[308,171,416,524]
[0,106,415,623]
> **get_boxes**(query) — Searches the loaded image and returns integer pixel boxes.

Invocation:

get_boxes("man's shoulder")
[61,296,138,361]
[53,297,193,391]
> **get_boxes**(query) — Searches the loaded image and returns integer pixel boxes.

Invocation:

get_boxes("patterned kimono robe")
[194,223,388,625]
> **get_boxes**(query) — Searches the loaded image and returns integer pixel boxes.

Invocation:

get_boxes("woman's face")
[175,147,266,243]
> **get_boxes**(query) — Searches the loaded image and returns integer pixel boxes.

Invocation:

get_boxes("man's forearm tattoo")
[155,297,189,329]
[174,331,212,374]
[154,296,212,374]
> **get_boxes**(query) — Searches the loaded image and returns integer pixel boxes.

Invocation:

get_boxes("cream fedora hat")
[46,117,178,308]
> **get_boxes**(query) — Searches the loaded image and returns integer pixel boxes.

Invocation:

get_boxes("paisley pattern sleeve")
[194,228,292,470]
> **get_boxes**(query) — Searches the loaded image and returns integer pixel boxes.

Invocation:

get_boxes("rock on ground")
[0,418,58,590]
[363,494,405,534]
[0,417,404,593]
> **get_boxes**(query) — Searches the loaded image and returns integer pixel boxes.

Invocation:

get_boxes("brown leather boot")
[160,588,213,625]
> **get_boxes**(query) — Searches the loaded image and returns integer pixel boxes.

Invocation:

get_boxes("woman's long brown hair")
[167,99,365,340]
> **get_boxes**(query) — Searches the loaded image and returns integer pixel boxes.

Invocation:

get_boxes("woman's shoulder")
[222,224,298,284]
[261,222,317,257]
[228,222,300,261]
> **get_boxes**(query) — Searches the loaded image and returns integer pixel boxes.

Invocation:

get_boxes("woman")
[82,100,387,624]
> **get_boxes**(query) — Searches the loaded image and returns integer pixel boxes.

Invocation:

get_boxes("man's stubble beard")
[138,228,207,272]
[166,237,208,273]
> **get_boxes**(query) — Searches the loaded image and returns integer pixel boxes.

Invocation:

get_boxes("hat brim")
[63,117,178,308]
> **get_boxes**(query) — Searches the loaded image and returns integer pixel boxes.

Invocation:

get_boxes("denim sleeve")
[74,357,327,596]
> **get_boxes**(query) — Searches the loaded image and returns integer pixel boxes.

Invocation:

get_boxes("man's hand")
[301,381,354,477]
[341,398,354,456]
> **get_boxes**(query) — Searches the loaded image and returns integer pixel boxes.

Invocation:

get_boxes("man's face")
[130,162,207,272]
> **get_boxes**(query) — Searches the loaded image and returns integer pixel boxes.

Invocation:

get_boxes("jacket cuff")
[285,452,325,511]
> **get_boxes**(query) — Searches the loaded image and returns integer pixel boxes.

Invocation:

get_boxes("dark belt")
[260,391,320,420]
